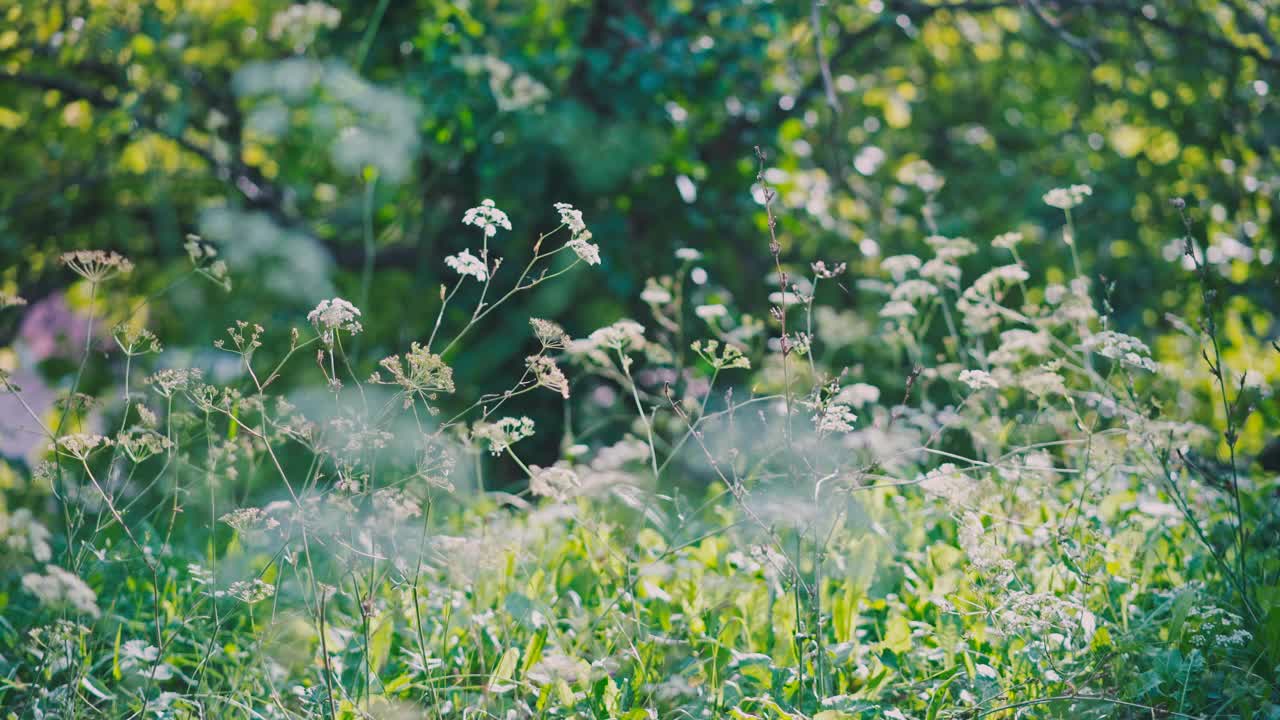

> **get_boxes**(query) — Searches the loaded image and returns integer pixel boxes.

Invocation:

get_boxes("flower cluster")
[371,343,456,407]
[530,318,568,349]
[473,416,536,455]
[527,355,570,399]
[554,202,601,266]
[462,199,513,238]
[445,250,488,281]
[528,464,581,501]
[1082,330,1158,371]
[959,369,999,390]
[59,250,133,282]
[22,565,100,617]
[307,297,363,345]
[269,2,341,52]
[813,403,857,434]
[919,463,977,505]
[1043,184,1092,210]
[56,434,112,460]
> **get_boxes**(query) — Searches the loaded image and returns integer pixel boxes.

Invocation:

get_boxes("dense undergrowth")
[1,181,1278,720]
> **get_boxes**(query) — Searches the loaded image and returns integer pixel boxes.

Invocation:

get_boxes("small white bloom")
[553,202,589,237]
[588,320,646,351]
[959,369,999,390]
[640,280,672,304]
[881,254,922,281]
[22,566,100,617]
[1020,369,1067,397]
[926,235,979,261]
[920,463,976,505]
[675,248,703,261]
[834,383,880,407]
[528,464,581,501]
[56,434,112,459]
[919,258,962,284]
[473,416,536,455]
[992,231,1023,250]
[879,300,917,319]
[1081,330,1157,371]
[445,250,489,281]
[891,279,939,303]
[307,297,363,337]
[1043,184,1092,210]
[694,303,728,321]
[567,236,601,266]
[462,198,513,238]
[814,403,857,434]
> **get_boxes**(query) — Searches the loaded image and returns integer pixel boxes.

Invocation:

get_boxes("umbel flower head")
[1043,184,1092,210]
[307,297,363,345]
[473,416,535,455]
[462,198,512,238]
[555,202,601,266]
[445,250,488,281]
[59,250,133,282]
[371,343,456,409]
[56,433,112,460]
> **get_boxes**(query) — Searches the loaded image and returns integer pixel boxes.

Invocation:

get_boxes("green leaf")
[883,614,912,654]
[487,647,520,693]
[926,667,962,720]
[520,625,547,675]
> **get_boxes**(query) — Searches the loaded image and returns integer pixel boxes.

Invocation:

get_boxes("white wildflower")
[372,488,423,521]
[530,318,568,349]
[220,507,281,534]
[567,236,601,266]
[2,509,53,563]
[307,297,363,344]
[920,258,962,284]
[59,250,133,282]
[553,202,588,237]
[120,639,175,681]
[891,279,939,303]
[56,434,111,460]
[970,264,1029,296]
[959,369,999,390]
[1043,184,1092,210]
[640,280,673,304]
[835,383,880,407]
[694,303,728,321]
[1081,330,1157,371]
[988,329,1052,365]
[219,578,276,604]
[462,198,512,238]
[445,249,489,281]
[588,320,646,352]
[1020,369,1067,397]
[814,403,857,434]
[958,512,1013,579]
[22,566,100,617]
[879,300,918,320]
[528,464,581,501]
[926,235,979,261]
[919,463,977,505]
[145,368,203,397]
[881,254,922,281]
[675,248,703,261]
[992,231,1023,250]
[473,416,536,455]
[527,355,570,399]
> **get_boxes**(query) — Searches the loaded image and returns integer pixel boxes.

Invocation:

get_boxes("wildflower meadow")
[1,2,1278,719]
